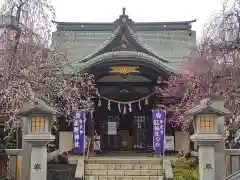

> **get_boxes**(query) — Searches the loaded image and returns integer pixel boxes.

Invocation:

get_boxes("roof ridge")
[78,26,121,63]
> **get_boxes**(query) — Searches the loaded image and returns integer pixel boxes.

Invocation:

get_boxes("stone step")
[85,164,163,170]
[85,176,163,180]
[85,169,163,176]
[86,158,162,164]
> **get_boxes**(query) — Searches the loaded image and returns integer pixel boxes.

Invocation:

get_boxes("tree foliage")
[157,0,240,131]
[0,0,97,133]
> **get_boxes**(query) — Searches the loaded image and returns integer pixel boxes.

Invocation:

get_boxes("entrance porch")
[56,39,190,155]
[94,95,154,152]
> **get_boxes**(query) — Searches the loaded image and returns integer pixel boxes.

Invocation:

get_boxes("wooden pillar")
[146,95,154,152]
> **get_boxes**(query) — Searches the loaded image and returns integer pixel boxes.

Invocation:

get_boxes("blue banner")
[72,110,85,154]
[152,110,166,154]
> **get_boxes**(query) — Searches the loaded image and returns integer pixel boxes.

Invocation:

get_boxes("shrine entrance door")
[95,97,153,152]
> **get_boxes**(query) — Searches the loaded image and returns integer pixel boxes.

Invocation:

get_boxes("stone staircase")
[84,156,164,180]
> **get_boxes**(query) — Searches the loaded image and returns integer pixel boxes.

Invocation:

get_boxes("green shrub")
[172,157,199,180]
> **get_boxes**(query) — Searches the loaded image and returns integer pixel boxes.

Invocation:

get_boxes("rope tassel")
[118,103,121,113]
[128,103,132,112]
[123,105,126,114]
[138,100,142,110]
[145,98,148,105]
[108,100,111,111]
[98,98,101,107]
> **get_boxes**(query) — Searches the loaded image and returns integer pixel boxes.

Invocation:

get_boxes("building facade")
[53,9,196,154]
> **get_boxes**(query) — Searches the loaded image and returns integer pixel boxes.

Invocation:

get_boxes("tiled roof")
[79,24,169,64]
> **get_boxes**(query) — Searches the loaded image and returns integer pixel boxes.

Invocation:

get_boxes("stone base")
[23,133,55,146]
[47,164,77,180]
[190,133,222,146]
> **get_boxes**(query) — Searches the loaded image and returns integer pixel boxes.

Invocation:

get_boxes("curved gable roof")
[78,24,169,64]
[72,51,178,75]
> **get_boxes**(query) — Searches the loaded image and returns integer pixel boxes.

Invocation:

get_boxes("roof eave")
[52,19,197,26]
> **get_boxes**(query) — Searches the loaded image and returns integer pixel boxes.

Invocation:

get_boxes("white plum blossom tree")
[0,0,97,135]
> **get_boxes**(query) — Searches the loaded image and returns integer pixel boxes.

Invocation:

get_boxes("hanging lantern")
[145,97,148,105]
[98,98,101,107]
[108,100,111,111]
[123,105,126,114]
[138,100,142,110]
[128,103,132,112]
[118,103,121,113]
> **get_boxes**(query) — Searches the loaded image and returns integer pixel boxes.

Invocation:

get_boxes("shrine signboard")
[152,110,165,154]
[165,136,174,150]
[107,122,117,135]
[72,110,85,154]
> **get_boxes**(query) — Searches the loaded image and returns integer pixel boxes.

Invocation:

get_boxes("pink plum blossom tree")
[157,0,240,133]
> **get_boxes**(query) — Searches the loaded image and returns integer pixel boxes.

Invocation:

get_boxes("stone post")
[24,134,55,180]
[192,134,222,180]
[18,101,59,180]
[21,117,31,180]
[187,99,230,180]
[214,115,226,180]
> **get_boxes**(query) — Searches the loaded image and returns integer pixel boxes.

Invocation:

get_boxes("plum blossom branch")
[0,0,98,134]
[157,0,240,130]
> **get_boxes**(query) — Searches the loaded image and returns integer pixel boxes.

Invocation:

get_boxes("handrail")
[82,138,91,180]
[224,170,240,180]
[85,138,91,163]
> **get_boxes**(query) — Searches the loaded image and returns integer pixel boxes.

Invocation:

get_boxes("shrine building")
[53,8,196,154]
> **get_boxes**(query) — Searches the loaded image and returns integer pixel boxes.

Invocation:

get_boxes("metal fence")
[225,149,240,180]
[0,155,7,179]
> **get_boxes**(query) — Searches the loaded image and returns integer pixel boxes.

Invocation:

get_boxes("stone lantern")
[188,99,230,180]
[18,101,58,180]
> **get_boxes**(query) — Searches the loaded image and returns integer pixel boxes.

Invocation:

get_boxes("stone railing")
[163,159,173,180]
[74,158,84,180]
[224,149,240,180]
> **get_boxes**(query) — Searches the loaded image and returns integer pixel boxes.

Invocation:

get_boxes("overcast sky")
[0,0,225,39]
[51,0,225,39]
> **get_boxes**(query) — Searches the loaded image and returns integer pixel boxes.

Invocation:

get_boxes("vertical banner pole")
[163,109,167,164]
[152,109,166,157]
[73,110,86,154]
